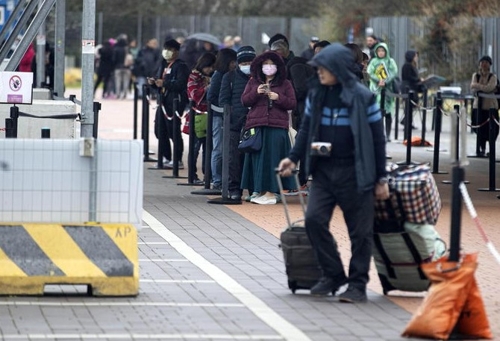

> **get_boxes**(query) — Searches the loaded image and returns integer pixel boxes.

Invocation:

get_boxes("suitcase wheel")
[288,280,298,294]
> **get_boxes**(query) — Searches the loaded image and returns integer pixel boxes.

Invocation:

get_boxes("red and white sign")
[0,72,33,104]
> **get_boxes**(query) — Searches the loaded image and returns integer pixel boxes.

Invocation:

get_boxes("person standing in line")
[364,35,380,59]
[400,50,425,129]
[278,43,389,303]
[149,39,190,168]
[133,38,161,97]
[300,36,320,61]
[219,45,257,201]
[241,51,297,205]
[207,49,237,190]
[270,36,316,195]
[471,55,499,157]
[366,42,398,140]
[187,52,217,183]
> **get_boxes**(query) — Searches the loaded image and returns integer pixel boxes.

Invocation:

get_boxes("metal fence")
[368,16,500,90]
[57,13,321,66]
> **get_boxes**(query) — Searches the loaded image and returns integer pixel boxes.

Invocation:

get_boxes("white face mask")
[239,65,251,74]
[162,49,174,61]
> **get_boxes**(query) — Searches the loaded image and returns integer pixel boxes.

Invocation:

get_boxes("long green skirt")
[241,126,296,194]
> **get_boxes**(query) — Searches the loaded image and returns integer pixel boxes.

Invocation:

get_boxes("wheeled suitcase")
[276,170,321,293]
[373,192,446,295]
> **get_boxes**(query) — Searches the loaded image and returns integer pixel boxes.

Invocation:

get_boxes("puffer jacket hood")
[405,50,417,63]
[250,51,287,85]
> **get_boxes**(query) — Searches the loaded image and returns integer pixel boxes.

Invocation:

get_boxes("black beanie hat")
[237,46,256,63]
[479,55,492,65]
[163,39,180,51]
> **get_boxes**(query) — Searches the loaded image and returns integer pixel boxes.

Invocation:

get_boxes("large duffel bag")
[374,163,441,225]
[373,219,446,294]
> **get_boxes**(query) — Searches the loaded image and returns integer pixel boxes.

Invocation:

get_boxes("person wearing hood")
[241,50,297,205]
[366,42,398,140]
[470,55,499,157]
[219,46,257,201]
[278,43,389,303]
[401,50,424,129]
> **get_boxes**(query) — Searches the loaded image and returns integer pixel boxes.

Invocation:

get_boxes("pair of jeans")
[305,159,374,290]
[211,116,223,186]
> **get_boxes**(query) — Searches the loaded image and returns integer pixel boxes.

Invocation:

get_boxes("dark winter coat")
[241,51,296,130]
[112,39,128,69]
[401,50,423,93]
[289,43,387,192]
[133,46,160,77]
[207,70,225,117]
[154,58,190,116]
[219,68,251,132]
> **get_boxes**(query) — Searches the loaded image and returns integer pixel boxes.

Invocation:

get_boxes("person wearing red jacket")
[18,43,35,72]
[187,52,216,183]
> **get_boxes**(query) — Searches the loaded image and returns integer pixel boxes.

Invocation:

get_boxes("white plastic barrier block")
[0,139,143,228]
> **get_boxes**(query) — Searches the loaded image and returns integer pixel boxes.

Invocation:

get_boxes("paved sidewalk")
[97,92,500,339]
[2,91,497,341]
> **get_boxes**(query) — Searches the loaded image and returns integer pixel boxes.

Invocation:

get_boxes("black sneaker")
[338,285,367,303]
[310,276,342,296]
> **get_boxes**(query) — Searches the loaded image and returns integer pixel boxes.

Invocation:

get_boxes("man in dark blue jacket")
[219,46,256,200]
[278,43,389,303]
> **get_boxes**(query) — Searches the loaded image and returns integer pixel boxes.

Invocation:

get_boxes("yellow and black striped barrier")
[0,223,138,296]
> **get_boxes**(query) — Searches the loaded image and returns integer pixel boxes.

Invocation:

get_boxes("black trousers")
[228,130,245,193]
[305,159,374,290]
[475,109,499,152]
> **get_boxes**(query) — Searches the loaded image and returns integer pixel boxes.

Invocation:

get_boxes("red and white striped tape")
[459,182,500,265]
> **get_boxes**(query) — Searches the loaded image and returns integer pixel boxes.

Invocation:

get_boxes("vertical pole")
[432,92,443,174]
[172,98,180,177]
[449,166,464,262]
[5,118,15,138]
[133,82,138,139]
[54,0,66,97]
[97,12,103,45]
[203,104,213,189]
[453,105,460,161]
[487,108,497,191]
[36,0,46,88]
[82,0,97,222]
[420,90,428,146]
[80,0,96,138]
[394,96,399,141]
[10,105,19,138]
[404,91,415,165]
[221,104,231,199]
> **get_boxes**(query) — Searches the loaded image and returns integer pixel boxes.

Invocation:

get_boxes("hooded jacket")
[366,42,398,94]
[401,50,423,93]
[241,51,296,130]
[289,43,387,192]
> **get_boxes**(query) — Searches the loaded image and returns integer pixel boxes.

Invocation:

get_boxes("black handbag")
[238,127,262,153]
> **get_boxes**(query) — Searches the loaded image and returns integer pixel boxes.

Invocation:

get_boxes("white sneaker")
[251,193,278,205]
[165,161,184,169]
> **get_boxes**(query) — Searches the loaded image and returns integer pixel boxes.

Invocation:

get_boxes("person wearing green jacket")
[367,42,398,140]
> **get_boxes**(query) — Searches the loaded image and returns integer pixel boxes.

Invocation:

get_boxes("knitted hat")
[236,46,256,63]
[163,39,180,51]
[479,55,492,65]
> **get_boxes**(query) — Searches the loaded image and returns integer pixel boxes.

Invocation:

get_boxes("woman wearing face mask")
[187,52,217,183]
[240,51,297,204]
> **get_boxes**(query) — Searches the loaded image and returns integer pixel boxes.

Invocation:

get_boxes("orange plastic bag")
[403,136,432,146]
[402,253,492,340]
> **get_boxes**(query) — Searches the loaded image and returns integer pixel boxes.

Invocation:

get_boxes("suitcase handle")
[275,168,307,228]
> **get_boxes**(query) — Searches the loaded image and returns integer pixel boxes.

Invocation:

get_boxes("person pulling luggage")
[278,43,389,303]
